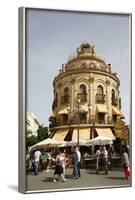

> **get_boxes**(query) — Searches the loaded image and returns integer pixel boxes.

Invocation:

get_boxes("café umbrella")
[88,135,113,146]
[67,139,89,146]
[30,138,62,150]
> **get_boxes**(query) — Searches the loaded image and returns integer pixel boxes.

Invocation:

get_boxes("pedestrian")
[72,150,79,178]
[34,149,41,175]
[61,149,67,179]
[75,147,81,177]
[99,146,103,171]
[41,152,47,171]
[122,148,130,181]
[107,147,112,170]
[102,146,108,174]
[95,147,101,173]
[53,151,66,182]
[47,152,52,172]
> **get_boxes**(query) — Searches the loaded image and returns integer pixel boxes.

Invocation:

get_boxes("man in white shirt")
[34,149,41,175]
[75,147,81,177]
[103,146,108,174]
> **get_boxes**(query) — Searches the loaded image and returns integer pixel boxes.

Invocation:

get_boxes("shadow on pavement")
[105,176,125,180]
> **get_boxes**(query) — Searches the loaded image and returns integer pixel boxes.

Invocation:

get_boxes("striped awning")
[112,106,121,115]
[96,128,115,140]
[96,105,108,113]
[52,129,69,141]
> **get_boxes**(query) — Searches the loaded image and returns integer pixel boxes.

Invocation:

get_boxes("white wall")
[0,0,134,200]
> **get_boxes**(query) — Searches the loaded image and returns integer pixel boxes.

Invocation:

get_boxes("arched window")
[64,87,69,96]
[80,84,86,94]
[111,89,118,106]
[96,85,104,103]
[78,84,87,102]
[97,85,103,95]
[112,89,115,104]
[61,87,69,104]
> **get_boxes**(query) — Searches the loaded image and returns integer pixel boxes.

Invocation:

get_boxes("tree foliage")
[26,135,38,147]
[37,125,48,142]
[26,125,49,148]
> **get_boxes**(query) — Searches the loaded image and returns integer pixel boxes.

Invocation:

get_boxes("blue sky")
[26,9,130,126]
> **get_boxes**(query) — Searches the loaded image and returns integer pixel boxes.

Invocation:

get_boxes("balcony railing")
[95,94,105,104]
[77,93,87,102]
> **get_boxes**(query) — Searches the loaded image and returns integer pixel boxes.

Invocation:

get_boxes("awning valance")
[72,128,90,141]
[58,108,68,115]
[52,129,69,141]
[96,105,108,113]
[96,128,115,140]
[80,104,88,112]
[112,106,121,115]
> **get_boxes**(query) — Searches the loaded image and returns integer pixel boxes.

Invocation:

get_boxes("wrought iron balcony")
[95,94,105,104]
[77,93,87,102]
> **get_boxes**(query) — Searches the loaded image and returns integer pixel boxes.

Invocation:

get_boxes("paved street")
[26,168,131,192]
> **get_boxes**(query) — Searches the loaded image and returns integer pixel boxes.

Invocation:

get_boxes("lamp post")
[91,119,95,154]
[77,97,81,147]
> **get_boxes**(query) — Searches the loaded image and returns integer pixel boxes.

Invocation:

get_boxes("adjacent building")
[26,111,40,137]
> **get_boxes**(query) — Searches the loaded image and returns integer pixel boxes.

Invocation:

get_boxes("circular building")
[49,43,127,150]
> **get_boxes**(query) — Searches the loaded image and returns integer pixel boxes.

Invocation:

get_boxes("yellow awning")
[72,128,90,141]
[96,128,115,140]
[112,106,121,115]
[58,108,68,115]
[80,104,88,112]
[52,129,69,141]
[96,105,108,113]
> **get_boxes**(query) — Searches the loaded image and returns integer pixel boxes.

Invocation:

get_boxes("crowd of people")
[26,145,130,182]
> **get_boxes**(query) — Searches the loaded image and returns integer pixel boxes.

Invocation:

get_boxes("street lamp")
[77,97,81,147]
[91,119,95,154]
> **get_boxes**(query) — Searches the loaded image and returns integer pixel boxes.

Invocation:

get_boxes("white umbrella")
[88,136,113,146]
[30,138,62,150]
[58,141,68,147]
[67,139,89,146]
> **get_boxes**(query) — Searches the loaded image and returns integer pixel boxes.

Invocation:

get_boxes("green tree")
[26,135,38,147]
[37,125,48,142]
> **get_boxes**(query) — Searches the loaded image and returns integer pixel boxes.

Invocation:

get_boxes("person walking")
[34,149,41,175]
[47,152,52,172]
[102,146,108,174]
[53,151,66,182]
[61,149,67,179]
[95,147,101,174]
[75,147,81,177]
[72,150,79,178]
[122,148,130,181]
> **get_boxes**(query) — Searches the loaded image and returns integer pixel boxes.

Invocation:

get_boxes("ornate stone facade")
[49,43,127,145]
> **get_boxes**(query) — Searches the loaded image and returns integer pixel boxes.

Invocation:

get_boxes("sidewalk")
[26,168,131,192]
